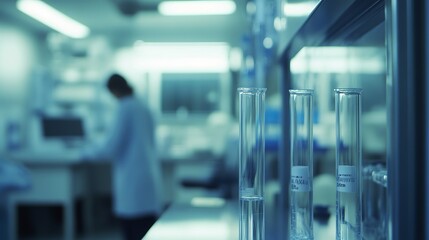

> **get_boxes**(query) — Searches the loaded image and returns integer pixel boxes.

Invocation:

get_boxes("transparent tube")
[289,89,314,240]
[238,87,266,240]
[335,88,362,240]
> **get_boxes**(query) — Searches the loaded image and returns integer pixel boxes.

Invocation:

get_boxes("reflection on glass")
[363,164,387,240]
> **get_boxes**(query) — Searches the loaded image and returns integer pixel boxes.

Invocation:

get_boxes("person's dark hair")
[106,73,133,95]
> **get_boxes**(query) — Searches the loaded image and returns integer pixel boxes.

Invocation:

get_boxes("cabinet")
[277,0,428,239]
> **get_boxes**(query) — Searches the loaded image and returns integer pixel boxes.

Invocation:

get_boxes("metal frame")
[386,0,427,239]
[426,1,429,238]
[279,61,291,240]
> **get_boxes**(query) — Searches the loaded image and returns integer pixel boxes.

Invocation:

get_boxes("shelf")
[280,0,385,62]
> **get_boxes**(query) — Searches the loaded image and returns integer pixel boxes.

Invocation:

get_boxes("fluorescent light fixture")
[17,0,90,38]
[159,0,236,16]
[283,1,319,17]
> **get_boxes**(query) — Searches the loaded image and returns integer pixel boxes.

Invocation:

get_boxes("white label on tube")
[291,166,310,192]
[337,165,356,192]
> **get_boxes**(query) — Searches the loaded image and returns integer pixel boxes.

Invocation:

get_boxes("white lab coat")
[82,95,163,218]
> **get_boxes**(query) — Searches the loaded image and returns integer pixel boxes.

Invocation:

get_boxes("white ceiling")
[0,0,249,48]
[0,0,317,63]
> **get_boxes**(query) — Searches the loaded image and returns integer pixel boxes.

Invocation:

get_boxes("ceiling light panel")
[17,0,90,39]
[159,0,236,16]
[283,2,319,17]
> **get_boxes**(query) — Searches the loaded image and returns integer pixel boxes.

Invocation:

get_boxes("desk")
[6,150,96,240]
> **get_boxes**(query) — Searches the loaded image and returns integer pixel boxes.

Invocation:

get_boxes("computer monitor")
[41,116,85,140]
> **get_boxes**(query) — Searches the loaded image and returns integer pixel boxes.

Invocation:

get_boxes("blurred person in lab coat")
[81,73,163,240]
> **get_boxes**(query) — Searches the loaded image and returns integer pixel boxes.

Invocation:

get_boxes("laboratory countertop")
[143,199,336,240]
[3,149,112,166]
[4,146,221,165]
[143,198,238,240]
[5,149,82,164]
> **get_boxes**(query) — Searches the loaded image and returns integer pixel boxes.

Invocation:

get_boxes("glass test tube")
[289,89,314,240]
[238,87,266,240]
[335,88,362,240]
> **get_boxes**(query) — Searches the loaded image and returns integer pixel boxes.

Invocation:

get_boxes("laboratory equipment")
[289,89,314,240]
[335,88,363,240]
[6,121,21,150]
[238,87,266,240]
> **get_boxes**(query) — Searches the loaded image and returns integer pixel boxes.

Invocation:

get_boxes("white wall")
[0,22,43,152]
